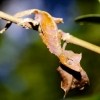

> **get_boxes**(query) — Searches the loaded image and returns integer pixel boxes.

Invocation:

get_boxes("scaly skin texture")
[33,9,63,56]
[0,9,63,33]
[0,9,89,97]
[32,10,89,97]
[33,9,81,72]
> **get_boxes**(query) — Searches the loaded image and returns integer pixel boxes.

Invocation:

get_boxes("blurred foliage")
[75,14,100,24]
[0,0,100,100]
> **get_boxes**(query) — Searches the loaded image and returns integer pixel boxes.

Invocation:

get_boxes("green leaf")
[75,14,100,24]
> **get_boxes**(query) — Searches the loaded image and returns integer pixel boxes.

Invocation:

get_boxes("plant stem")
[68,34,100,54]
[0,11,21,23]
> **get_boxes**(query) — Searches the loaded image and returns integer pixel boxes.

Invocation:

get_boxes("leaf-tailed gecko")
[0,9,82,72]
[32,9,81,72]
[32,10,89,97]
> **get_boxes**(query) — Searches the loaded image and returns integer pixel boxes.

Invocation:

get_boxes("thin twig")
[61,32,100,54]
[0,11,21,24]
[70,35,100,54]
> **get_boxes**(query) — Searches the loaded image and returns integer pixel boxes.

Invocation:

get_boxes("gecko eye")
[67,59,74,65]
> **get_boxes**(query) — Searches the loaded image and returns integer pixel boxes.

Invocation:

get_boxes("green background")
[0,0,100,100]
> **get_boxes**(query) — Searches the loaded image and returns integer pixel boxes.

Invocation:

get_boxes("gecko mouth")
[60,63,82,81]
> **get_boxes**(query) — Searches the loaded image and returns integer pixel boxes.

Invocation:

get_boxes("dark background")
[0,0,100,100]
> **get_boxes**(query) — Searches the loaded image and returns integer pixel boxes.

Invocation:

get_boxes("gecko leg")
[53,17,63,24]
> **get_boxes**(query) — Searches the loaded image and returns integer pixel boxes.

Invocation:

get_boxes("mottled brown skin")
[0,9,63,33]
[33,9,62,56]
[33,9,81,72]
[25,10,89,97]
